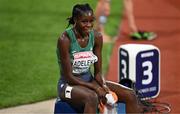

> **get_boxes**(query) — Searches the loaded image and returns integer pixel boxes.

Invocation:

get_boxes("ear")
[73,17,78,23]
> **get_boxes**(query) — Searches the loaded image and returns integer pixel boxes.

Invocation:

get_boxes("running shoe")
[130,32,142,40]
[130,31,157,40]
[141,31,157,40]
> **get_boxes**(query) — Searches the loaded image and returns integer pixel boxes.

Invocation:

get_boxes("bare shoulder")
[93,29,103,43]
[58,31,70,44]
[57,31,70,49]
[94,29,102,38]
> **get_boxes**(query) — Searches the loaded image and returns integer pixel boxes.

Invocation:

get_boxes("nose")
[86,21,92,27]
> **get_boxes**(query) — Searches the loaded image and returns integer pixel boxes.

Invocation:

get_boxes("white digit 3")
[142,61,153,85]
[121,59,127,78]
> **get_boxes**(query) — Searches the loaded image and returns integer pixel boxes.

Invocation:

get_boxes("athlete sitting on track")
[56,3,143,113]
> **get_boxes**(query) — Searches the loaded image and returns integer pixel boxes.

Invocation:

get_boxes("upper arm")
[93,30,103,75]
[57,32,72,77]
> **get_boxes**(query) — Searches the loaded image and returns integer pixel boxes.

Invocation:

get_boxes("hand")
[96,86,109,105]
[95,86,107,98]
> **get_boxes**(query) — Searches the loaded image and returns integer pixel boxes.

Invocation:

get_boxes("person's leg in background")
[123,0,157,40]
[124,0,138,34]
[95,0,111,42]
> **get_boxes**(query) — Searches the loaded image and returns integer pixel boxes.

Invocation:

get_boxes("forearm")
[94,73,110,94]
[95,73,106,87]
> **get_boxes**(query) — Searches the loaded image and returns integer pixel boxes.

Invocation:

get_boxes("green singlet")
[57,28,98,74]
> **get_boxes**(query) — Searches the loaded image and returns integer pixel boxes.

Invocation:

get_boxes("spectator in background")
[95,0,157,41]
[123,0,157,40]
[95,0,111,42]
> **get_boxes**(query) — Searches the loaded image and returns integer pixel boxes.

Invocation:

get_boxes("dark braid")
[66,3,93,27]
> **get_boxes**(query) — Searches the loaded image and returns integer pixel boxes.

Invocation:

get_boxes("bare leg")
[95,0,102,31]
[124,0,138,33]
[95,0,110,31]
[95,0,111,42]
[106,81,143,113]
[59,84,98,113]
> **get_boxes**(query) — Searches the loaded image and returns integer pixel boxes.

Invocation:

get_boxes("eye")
[81,20,88,23]
[81,19,94,23]
[89,19,94,23]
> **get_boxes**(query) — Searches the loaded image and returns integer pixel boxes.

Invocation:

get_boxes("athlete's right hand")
[95,86,107,103]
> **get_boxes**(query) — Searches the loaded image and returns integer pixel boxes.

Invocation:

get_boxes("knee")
[124,90,137,103]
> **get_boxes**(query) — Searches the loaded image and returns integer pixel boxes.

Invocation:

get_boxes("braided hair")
[66,3,94,27]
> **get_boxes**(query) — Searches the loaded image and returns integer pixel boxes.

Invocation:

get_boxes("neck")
[73,27,87,39]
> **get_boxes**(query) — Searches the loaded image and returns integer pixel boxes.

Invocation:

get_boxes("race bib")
[72,51,98,74]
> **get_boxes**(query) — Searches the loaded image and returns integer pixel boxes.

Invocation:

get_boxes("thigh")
[58,83,97,106]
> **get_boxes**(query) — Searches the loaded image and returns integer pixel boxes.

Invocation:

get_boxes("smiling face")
[74,11,95,36]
